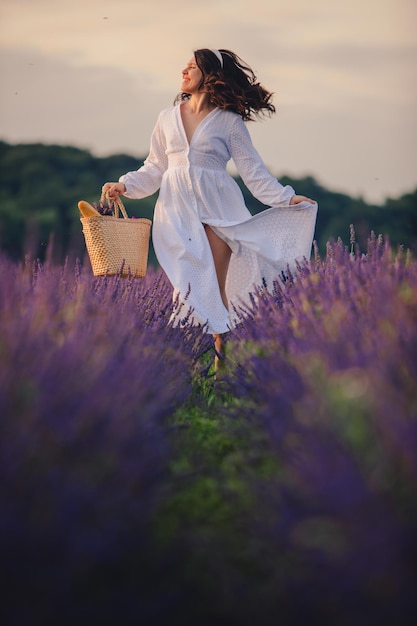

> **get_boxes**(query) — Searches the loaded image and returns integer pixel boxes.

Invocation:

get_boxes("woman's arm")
[228,116,314,206]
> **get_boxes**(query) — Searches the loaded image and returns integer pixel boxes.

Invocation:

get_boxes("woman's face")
[181,56,203,94]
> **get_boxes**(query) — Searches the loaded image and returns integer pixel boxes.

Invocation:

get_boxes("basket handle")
[101,191,129,220]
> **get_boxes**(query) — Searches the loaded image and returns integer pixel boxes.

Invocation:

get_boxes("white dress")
[120,104,318,334]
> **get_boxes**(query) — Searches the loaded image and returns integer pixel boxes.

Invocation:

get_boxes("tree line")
[1,140,416,264]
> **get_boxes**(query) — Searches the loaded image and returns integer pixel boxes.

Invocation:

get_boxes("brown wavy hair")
[175,48,276,121]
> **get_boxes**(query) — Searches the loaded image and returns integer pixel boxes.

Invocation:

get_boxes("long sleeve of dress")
[119,113,168,199]
[228,115,295,207]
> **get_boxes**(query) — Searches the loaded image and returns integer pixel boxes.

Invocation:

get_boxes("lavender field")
[1,233,416,625]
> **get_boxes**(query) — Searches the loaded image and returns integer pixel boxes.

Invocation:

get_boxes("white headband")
[210,49,223,68]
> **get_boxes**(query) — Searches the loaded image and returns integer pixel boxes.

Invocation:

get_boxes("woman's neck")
[185,93,214,115]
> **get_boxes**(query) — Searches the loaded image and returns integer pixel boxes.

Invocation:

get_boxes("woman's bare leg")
[204,224,232,373]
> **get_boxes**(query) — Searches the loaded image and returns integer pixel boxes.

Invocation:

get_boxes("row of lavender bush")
[1,232,416,625]
[215,233,417,624]
[0,255,210,624]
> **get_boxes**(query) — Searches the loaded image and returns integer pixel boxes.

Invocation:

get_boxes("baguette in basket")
[79,194,152,278]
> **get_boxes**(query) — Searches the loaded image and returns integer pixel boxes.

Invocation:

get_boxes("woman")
[103,48,317,370]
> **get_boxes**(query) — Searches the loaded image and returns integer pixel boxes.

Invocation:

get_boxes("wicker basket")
[80,196,152,278]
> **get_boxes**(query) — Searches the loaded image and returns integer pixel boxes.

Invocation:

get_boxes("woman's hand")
[102,182,126,199]
[290,194,315,205]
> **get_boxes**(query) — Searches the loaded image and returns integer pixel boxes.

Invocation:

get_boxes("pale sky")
[1,0,416,203]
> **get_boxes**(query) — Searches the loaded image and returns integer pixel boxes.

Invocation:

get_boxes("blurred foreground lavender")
[217,233,417,624]
[0,255,210,624]
[1,233,417,625]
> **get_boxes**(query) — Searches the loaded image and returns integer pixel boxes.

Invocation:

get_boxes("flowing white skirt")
[154,200,318,334]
